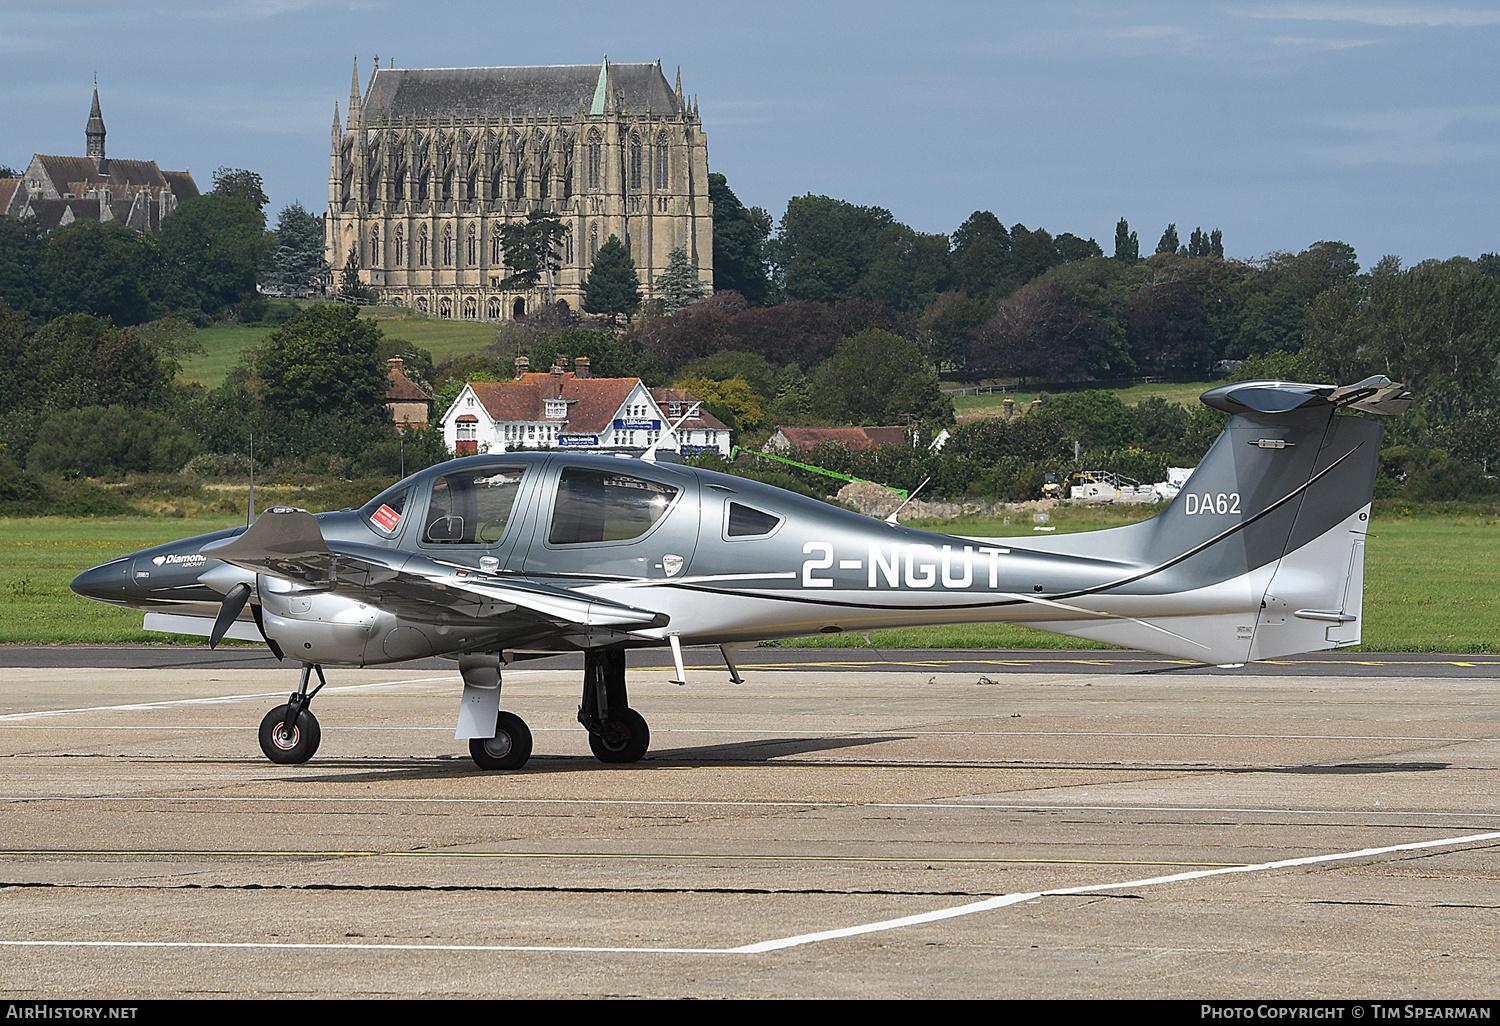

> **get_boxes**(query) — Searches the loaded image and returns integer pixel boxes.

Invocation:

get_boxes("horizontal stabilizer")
[1201,377,1410,417]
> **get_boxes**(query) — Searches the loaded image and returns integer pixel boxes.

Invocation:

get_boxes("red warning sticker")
[371,504,402,532]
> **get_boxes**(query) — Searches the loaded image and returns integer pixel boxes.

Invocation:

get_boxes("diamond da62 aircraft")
[70,377,1409,771]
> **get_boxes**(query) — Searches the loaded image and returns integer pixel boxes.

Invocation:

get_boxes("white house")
[441,356,731,457]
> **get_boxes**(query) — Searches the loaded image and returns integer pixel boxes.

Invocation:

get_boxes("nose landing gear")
[258,663,326,765]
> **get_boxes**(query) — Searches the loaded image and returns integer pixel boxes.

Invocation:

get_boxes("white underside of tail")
[1248,505,1369,660]
[1023,505,1371,665]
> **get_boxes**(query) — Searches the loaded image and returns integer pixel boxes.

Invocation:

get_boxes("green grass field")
[176,306,499,387]
[1,509,1494,651]
[953,380,1217,419]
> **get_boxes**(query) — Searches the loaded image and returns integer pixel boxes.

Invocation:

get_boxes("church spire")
[348,55,362,126]
[590,56,610,116]
[86,83,107,171]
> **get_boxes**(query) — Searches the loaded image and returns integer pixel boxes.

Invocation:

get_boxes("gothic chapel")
[327,57,713,320]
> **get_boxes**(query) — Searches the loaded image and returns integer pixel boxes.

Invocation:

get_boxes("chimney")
[387,357,403,373]
[574,356,590,379]
[514,356,529,379]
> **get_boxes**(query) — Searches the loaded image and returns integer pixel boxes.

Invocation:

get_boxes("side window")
[726,502,781,538]
[549,468,679,545]
[423,465,527,545]
[362,486,412,535]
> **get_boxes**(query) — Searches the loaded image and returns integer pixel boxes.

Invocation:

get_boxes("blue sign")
[680,445,721,455]
[613,418,660,430]
[558,435,599,447]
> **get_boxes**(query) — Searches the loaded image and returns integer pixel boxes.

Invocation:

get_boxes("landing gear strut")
[258,663,325,764]
[579,649,650,764]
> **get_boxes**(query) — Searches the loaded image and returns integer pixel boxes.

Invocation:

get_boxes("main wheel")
[588,707,650,764]
[469,710,533,770]
[258,705,321,765]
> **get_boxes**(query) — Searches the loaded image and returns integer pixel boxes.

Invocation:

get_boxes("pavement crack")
[0,880,995,898]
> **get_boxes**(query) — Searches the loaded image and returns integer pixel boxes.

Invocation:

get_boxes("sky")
[4,1,1498,268]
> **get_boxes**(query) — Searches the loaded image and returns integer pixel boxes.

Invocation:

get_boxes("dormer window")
[668,402,682,417]
[545,400,567,419]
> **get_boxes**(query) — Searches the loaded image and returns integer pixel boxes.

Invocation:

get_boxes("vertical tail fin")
[1018,379,1407,663]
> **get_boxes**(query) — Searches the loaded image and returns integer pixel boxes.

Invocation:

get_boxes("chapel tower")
[326,57,713,321]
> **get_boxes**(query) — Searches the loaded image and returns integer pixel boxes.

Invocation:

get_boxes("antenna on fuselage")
[884,476,931,525]
[641,401,702,464]
[247,431,256,526]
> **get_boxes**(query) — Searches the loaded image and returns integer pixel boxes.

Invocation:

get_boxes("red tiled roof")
[771,426,909,452]
[0,180,18,214]
[385,365,432,402]
[468,373,642,434]
[649,387,729,431]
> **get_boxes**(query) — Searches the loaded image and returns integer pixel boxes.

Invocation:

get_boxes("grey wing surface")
[200,507,668,633]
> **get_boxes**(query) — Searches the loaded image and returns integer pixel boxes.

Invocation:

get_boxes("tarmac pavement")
[0,647,1497,998]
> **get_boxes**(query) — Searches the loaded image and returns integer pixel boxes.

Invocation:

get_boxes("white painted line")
[727,829,1500,954]
[2,796,1497,820]
[0,830,1494,958]
[0,675,460,722]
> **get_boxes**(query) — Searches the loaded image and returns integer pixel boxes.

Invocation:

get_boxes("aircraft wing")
[199,506,667,631]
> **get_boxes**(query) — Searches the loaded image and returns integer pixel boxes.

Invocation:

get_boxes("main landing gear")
[579,648,650,764]
[258,663,326,764]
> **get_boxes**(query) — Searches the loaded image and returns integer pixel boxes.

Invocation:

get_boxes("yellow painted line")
[0,847,1245,869]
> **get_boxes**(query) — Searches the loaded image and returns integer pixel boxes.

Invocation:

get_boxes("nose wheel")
[259,704,321,764]
[257,663,326,765]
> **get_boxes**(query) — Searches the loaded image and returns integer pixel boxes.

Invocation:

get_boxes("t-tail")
[1004,377,1410,665]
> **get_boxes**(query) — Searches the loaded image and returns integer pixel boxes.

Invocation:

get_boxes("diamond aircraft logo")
[152,553,206,567]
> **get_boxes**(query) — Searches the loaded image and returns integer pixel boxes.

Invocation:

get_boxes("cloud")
[1268,34,1377,48]
[1308,105,1500,165]
[1238,5,1500,27]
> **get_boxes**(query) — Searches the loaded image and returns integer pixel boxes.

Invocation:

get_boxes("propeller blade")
[209,582,252,650]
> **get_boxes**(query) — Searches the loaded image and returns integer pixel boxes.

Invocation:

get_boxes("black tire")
[258,705,321,765]
[469,710,533,770]
[588,707,650,764]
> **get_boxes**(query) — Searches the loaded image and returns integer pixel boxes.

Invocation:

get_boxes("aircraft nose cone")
[71,558,131,601]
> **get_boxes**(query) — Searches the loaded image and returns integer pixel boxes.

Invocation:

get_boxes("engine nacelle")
[258,576,495,666]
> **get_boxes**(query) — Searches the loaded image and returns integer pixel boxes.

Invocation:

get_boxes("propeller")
[209,581,252,649]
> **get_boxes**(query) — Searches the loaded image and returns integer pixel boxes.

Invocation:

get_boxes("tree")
[810,329,953,428]
[211,167,268,211]
[265,201,328,296]
[915,289,988,374]
[708,172,772,305]
[1113,218,1139,263]
[0,165,20,178]
[498,209,570,302]
[951,211,1012,304]
[1156,224,1180,256]
[39,220,159,326]
[582,235,641,325]
[969,280,1114,382]
[336,247,372,304]
[0,216,45,317]
[28,405,198,476]
[653,247,707,313]
[157,194,271,321]
[253,304,387,418]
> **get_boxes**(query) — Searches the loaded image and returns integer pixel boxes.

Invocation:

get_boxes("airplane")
[70,376,1410,772]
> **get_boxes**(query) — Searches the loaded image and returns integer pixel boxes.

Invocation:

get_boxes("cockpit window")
[549,468,679,545]
[361,486,412,535]
[423,465,527,545]
[726,502,781,538]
